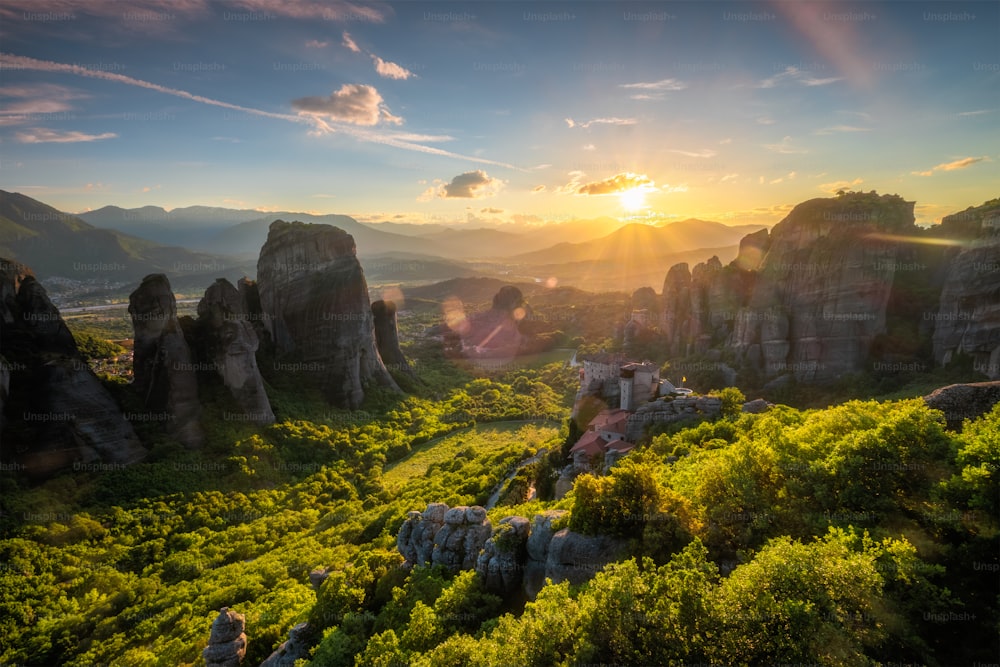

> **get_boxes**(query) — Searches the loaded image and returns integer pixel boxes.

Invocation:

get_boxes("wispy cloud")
[620,78,686,100]
[819,178,863,194]
[341,31,362,53]
[341,31,414,80]
[758,66,842,89]
[814,124,872,135]
[762,136,808,154]
[16,128,117,143]
[372,55,414,80]
[305,39,329,49]
[0,52,518,170]
[720,173,739,183]
[912,156,990,176]
[0,0,387,23]
[567,172,655,195]
[564,117,637,129]
[620,78,687,91]
[957,109,995,117]
[667,148,717,158]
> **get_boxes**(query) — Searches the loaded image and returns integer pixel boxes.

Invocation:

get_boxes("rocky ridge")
[0,257,145,476]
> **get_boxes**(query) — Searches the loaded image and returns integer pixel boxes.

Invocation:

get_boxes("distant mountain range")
[0,190,246,289]
[3,191,775,295]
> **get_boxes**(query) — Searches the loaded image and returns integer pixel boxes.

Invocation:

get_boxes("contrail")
[0,52,523,170]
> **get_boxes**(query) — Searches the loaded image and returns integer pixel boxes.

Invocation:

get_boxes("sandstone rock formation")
[129,274,203,447]
[195,278,274,423]
[476,515,530,596]
[399,504,626,600]
[202,607,246,667]
[923,381,1000,430]
[256,221,399,408]
[931,202,1000,379]
[397,504,493,573]
[259,622,310,667]
[545,528,628,587]
[371,299,414,377]
[659,193,934,385]
[0,258,144,476]
[431,505,492,572]
[625,395,722,440]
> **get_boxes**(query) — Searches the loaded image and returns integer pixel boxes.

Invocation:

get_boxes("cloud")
[0,0,387,22]
[565,117,637,129]
[582,144,596,151]
[531,185,546,193]
[719,137,732,144]
[667,148,717,158]
[341,31,362,53]
[306,39,329,49]
[819,178,864,194]
[756,116,775,125]
[758,66,842,89]
[620,78,686,91]
[292,83,401,126]
[912,156,990,176]
[814,125,872,135]
[720,173,739,183]
[0,83,87,125]
[1,53,521,169]
[762,136,808,154]
[421,170,505,200]
[957,109,995,117]
[480,207,504,214]
[372,55,414,80]
[572,172,654,196]
[16,128,117,143]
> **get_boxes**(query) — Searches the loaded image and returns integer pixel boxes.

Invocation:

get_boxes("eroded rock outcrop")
[931,202,1000,379]
[397,503,492,573]
[203,607,246,667]
[399,504,626,600]
[625,395,722,440]
[476,515,530,596]
[256,221,398,408]
[0,258,144,476]
[923,381,1000,430]
[371,299,413,376]
[259,622,310,667]
[195,278,274,423]
[431,505,492,572]
[129,274,203,447]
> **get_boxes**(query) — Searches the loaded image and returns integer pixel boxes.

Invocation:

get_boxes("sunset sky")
[1,0,997,227]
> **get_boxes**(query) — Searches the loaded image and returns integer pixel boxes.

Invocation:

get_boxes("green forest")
[2,342,998,665]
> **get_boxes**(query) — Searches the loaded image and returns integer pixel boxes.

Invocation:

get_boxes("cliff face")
[371,299,414,376]
[129,274,204,447]
[0,258,144,476]
[660,193,930,384]
[931,202,1000,379]
[256,221,398,408]
[195,278,275,423]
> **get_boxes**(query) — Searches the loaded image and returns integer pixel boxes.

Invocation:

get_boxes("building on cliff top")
[569,408,636,472]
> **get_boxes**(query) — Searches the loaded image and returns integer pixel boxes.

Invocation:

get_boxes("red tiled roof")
[569,431,606,457]
[588,408,629,434]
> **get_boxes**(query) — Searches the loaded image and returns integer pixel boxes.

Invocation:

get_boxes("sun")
[619,188,646,212]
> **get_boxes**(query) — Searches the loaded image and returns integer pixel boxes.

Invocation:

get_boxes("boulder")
[544,528,629,587]
[256,221,399,408]
[128,273,203,447]
[742,398,772,414]
[923,381,1000,430]
[432,505,492,572]
[259,622,310,667]
[203,607,246,667]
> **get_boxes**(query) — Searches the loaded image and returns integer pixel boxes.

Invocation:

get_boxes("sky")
[1,0,998,228]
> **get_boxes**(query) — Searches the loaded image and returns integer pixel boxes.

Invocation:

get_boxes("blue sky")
[1,0,997,227]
